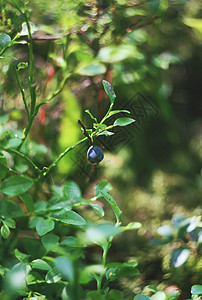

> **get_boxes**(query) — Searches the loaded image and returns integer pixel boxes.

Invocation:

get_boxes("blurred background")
[0,0,201,298]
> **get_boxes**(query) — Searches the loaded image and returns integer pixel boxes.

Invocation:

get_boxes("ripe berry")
[87,145,104,164]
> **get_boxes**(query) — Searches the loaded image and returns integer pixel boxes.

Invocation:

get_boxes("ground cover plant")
[0,0,201,299]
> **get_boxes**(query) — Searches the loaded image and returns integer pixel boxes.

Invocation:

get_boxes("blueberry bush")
[0,0,201,299]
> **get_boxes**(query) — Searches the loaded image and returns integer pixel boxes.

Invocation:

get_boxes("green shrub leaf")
[0,175,34,197]
[191,285,202,295]
[1,224,10,239]
[36,219,55,236]
[114,117,135,127]
[41,233,59,251]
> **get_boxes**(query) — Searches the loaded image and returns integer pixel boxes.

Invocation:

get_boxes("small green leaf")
[191,285,202,295]
[95,180,113,198]
[31,259,51,271]
[19,22,38,36]
[0,200,23,218]
[1,224,10,239]
[55,256,74,282]
[14,249,29,262]
[114,117,135,127]
[0,33,11,49]
[106,262,139,281]
[20,193,34,212]
[100,191,122,223]
[85,109,98,123]
[108,110,130,117]
[86,223,121,245]
[90,204,105,217]
[121,222,142,231]
[97,130,114,136]
[36,219,55,236]
[134,295,151,300]
[0,152,7,180]
[77,62,106,76]
[41,233,59,251]
[26,271,45,285]
[58,211,86,226]
[3,218,16,228]
[17,62,28,70]
[167,290,180,300]
[60,236,81,247]
[0,175,33,197]
[45,267,62,283]
[0,264,4,276]
[102,80,116,103]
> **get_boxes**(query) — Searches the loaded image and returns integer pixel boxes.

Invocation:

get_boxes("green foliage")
[0,0,201,298]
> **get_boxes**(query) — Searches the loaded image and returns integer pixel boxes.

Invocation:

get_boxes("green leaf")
[3,218,16,228]
[58,211,86,226]
[191,285,202,295]
[108,110,130,117]
[77,62,106,76]
[63,181,82,202]
[17,62,28,70]
[93,123,107,131]
[31,259,51,271]
[55,256,74,282]
[106,262,139,281]
[102,80,116,103]
[0,200,23,218]
[0,33,11,49]
[98,45,135,63]
[151,291,166,300]
[60,236,81,247]
[41,233,59,251]
[36,219,55,236]
[121,222,142,231]
[170,247,190,268]
[106,289,124,300]
[20,193,34,212]
[29,216,44,229]
[100,191,122,222]
[167,290,180,300]
[14,249,29,262]
[134,295,151,300]
[26,271,45,285]
[85,109,98,123]
[90,204,105,217]
[34,201,47,213]
[95,180,113,198]
[0,175,33,197]
[86,290,105,300]
[86,223,121,245]
[97,130,114,136]
[0,152,7,180]
[0,264,4,276]
[19,22,38,36]
[114,117,135,127]
[1,224,10,239]
[45,267,62,283]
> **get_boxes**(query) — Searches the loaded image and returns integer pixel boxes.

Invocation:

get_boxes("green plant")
[0,2,143,299]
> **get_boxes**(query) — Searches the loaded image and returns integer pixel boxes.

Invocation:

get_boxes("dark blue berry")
[87,145,104,164]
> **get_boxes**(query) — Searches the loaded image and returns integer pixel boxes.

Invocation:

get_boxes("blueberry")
[87,145,104,163]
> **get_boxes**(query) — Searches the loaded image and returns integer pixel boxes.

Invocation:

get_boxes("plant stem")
[100,102,114,124]
[41,136,88,177]
[3,148,41,174]
[97,240,112,291]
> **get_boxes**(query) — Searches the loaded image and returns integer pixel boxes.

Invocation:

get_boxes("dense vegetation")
[0,0,201,299]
